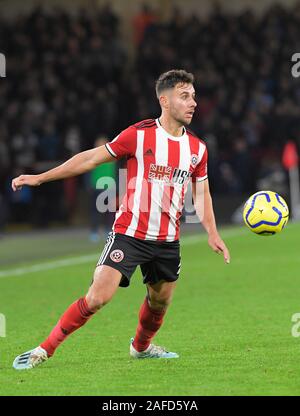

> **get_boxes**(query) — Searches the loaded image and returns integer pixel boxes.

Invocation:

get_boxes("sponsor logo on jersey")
[148,164,191,185]
[148,164,172,183]
[172,168,191,184]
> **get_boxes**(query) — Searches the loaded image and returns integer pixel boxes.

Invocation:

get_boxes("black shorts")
[96,232,181,287]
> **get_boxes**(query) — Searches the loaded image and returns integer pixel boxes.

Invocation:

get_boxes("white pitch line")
[181,227,246,245]
[0,254,99,279]
[0,228,244,279]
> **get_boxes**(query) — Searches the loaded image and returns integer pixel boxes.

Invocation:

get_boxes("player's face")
[168,83,197,125]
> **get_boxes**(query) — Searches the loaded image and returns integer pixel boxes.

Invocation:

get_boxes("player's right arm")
[12,145,114,191]
[12,125,136,191]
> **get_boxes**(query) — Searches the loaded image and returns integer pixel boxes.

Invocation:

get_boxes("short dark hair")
[155,69,194,98]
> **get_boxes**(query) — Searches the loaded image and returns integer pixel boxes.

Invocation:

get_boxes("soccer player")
[12,69,230,369]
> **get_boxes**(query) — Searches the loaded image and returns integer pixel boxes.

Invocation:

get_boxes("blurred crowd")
[1,2,300,229]
[133,3,300,195]
[0,4,126,229]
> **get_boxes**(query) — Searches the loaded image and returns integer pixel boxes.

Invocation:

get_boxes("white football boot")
[13,346,48,370]
[130,338,179,359]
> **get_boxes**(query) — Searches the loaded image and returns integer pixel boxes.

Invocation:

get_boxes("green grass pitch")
[1,223,300,396]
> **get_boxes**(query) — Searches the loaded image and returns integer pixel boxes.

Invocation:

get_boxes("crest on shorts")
[191,154,198,166]
[110,249,124,263]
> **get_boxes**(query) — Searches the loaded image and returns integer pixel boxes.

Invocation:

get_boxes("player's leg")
[147,279,177,311]
[131,280,178,355]
[85,264,122,311]
[40,264,122,354]
[130,239,180,359]
[13,265,121,370]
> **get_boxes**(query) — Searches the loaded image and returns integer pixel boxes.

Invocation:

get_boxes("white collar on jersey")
[155,118,187,141]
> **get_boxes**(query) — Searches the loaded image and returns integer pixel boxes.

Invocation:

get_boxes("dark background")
[0,0,299,232]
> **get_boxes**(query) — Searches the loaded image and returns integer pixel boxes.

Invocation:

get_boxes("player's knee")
[86,293,111,312]
[148,296,171,311]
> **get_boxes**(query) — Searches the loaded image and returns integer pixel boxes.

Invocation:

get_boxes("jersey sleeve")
[105,126,137,159]
[192,145,208,182]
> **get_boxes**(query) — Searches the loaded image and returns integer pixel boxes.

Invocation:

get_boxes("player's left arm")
[192,179,230,264]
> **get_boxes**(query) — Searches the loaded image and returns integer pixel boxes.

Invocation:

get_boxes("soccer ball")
[243,191,289,236]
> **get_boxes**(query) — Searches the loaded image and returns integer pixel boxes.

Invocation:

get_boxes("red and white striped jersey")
[105,118,208,241]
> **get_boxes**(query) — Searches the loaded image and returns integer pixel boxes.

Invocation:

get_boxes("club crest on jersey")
[191,154,198,166]
[110,249,124,263]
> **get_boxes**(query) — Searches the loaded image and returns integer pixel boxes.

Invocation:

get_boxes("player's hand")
[208,233,230,264]
[11,174,42,191]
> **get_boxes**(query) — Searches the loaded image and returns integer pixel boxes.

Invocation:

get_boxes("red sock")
[40,297,94,357]
[132,297,166,352]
